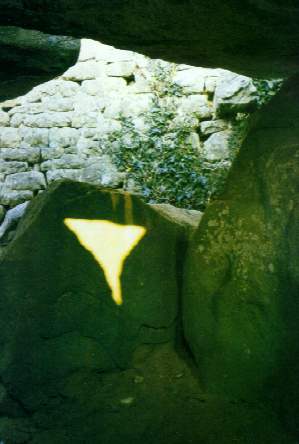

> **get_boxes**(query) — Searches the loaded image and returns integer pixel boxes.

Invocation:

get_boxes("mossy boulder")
[183,76,299,430]
[0,181,187,414]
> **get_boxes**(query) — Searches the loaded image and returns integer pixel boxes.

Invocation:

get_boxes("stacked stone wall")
[0,38,269,220]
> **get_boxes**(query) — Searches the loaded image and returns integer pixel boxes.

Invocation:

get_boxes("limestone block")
[49,127,79,149]
[103,97,123,119]
[79,156,125,187]
[150,203,203,231]
[186,132,201,151]
[0,148,40,163]
[0,161,28,175]
[122,94,154,117]
[171,114,199,131]
[81,77,127,96]
[24,80,80,102]
[0,187,33,206]
[173,68,205,93]
[104,94,154,119]
[106,61,137,77]
[71,112,98,128]
[5,171,46,191]
[0,98,22,108]
[178,95,212,119]
[127,77,152,93]
[73,93,104,113]
[80,128,98,139]
[77,138,101,157]
[21,87,43,104]
[203,130,232,160]
[97,117,122,134]
[10,113,25,127]
[200,119,229,136]
[214,73,258,116]
[23,112,73,128]
[63,61,106,81]
[20,127,49,147]
[48,80,81,98]
[41,146,64,161]
[0,128,21,148]
[8,103,45,115]
[41,154,86,171]
[42,96,74,112]
[46,169,81,183]
[87,41,136,62]
[0,111,9,127]
[204,76,219,94]
[78,39,106,62]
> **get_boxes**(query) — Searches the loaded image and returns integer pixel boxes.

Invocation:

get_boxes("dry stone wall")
[0,39,275,220]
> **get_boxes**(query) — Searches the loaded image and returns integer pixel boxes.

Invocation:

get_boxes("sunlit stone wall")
[0,39,266,220]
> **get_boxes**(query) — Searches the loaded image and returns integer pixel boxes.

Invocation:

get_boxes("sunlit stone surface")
[64,218,146,304]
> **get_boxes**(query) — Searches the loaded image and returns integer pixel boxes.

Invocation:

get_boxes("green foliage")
[253,78,283,107]
[106,101,209,210]
[100,61,247,210]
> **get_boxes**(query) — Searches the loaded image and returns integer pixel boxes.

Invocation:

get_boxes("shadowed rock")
[0,182,185,432]
[1,1,299,79]
[183,75,299,434]
[0,0,299,101]
[0,26,80,101]
[0,180,294,444]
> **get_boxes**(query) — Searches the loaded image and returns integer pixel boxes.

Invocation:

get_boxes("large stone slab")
[183,77,299,433]
[1,2,299,81]
[0,181,185,415]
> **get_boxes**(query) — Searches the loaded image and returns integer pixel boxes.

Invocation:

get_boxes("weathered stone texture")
[0,40,265,209]
[4,171,46,191]
[183,76,299,431]
[214,73,259,116]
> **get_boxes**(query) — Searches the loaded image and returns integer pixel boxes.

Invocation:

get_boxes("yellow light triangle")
[64,218,146,305]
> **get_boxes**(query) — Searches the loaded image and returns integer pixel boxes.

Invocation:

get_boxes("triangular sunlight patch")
[64,218,146,305]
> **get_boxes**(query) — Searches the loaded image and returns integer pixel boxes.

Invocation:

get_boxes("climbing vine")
[100,62,275,210]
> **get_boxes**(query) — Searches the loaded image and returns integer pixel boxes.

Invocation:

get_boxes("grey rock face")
[150,203,203,232]
[4,171,46,191]
[214,74,258,116]
[200,119,228,136]
[0,201,29,240]
[0,161,28,175]
[0,128,21,148]
[203,130,232,161]
[183,77,299,423]
[0,148,40,163]
[0,111,9,127]
[0,188,33,206]
[41,155,86,172]
[46,169,81,183]
[80,156,125,187]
